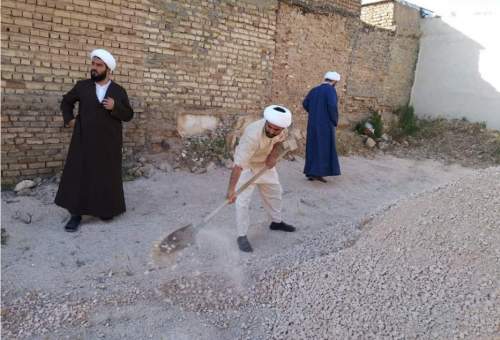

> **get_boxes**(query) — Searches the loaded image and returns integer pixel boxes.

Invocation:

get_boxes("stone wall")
[1,0,419,184]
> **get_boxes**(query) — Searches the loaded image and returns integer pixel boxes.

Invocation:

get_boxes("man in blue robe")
[302,71,341,183]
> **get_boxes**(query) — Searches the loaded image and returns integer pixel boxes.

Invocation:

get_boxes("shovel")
[152,138,298,259]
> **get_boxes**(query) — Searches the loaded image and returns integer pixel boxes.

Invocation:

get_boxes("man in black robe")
[55,49,134,232]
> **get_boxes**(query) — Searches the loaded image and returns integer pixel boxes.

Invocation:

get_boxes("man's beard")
[265,130,278,138]
[90,69,107,82]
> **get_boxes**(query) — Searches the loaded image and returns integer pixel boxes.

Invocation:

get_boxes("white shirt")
[95,80,112,103]
[234,119,287,170]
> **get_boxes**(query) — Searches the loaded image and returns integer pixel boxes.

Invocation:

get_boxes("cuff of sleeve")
[63,116,73,127]
[233,160,248,169]
[110,102,123,117]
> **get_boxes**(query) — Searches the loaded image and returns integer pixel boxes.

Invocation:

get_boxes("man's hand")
[226,165,242,204]
[265,142,283,169]
[102,97,115,110]
[265,153,278,169]
[67,119,76,128]
[226,189,237,204]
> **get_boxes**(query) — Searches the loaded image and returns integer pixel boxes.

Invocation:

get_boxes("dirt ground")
[2,118,499,339]
[336,118,500,169]
[1,153,481,339]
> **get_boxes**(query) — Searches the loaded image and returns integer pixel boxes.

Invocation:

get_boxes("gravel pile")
[264,167,500,339]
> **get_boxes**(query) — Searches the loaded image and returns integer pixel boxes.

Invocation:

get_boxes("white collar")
[96,80,112,88]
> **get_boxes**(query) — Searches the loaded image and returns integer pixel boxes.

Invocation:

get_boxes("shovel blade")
[155,224,195,255]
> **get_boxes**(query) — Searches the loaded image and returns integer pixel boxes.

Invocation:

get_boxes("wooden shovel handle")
[196,148,289,229]
[234,148,289,195]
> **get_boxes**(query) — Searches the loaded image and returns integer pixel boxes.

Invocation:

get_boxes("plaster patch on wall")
[177,114,219,137]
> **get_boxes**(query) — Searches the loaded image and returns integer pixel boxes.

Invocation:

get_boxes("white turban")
[90,49,116,71]
[324,71,341,81]
[263,105,292,128]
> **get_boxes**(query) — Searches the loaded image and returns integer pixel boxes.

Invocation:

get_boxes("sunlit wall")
[410,6,500,129]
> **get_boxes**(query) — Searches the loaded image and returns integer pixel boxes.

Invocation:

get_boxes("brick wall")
[359,1,421,109]
[283,0,361,16]
[393,1,420,36]
[345,24,395,123]
[271,1,419,131]
[1,0,148,182]
[1,0,281,183]
[271,2,354,131]
[360,0,395,29]
[141,0,278,152]
[1,0,419,184]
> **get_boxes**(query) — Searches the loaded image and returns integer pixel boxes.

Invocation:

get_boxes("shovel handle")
[195,148,289,230]
[234,148,289,195]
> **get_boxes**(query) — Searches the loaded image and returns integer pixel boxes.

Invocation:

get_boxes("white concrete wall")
[410,10,500,129]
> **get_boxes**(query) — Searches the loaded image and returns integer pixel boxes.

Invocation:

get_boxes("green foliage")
[122,167,140,182]
[1,228,8,246]
[397,105,418,136]
[354,119,369,135]
[493,136,500,164]
[187,133,231,161]
[354,110,383,138]
[370,111,383,138]
[1,182,16,191]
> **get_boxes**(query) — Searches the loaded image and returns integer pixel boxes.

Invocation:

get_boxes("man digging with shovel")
[226,105,296,252]
[152,105,298,259]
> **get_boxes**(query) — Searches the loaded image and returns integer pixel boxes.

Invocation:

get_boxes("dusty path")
[1,155,478,339]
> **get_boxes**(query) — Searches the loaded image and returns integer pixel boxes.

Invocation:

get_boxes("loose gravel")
[2,156,497,339]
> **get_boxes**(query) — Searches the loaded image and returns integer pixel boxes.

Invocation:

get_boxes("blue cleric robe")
[303,83,341,177]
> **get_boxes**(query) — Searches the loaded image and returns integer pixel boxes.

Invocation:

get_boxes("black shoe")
[100,216,113,221]
[307,175,327,183]
[237,236,253,252]
[64,215,81,232]
[269,221,296,232]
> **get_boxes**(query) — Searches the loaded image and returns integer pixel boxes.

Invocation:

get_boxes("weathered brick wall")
[360,0,420,34]
[283,0,361,16]
[382,35,419,109]
[271,2,354,132]
[1,0,280,183]
[351,1,420,116]
[393,1,420,35]
[371,1,421,109]
[1,0,148,182]
[1,0,419,184]
[345,23,395,123]
[271,1,419,132]
[141,0,278,152]
[360,0,395,29]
